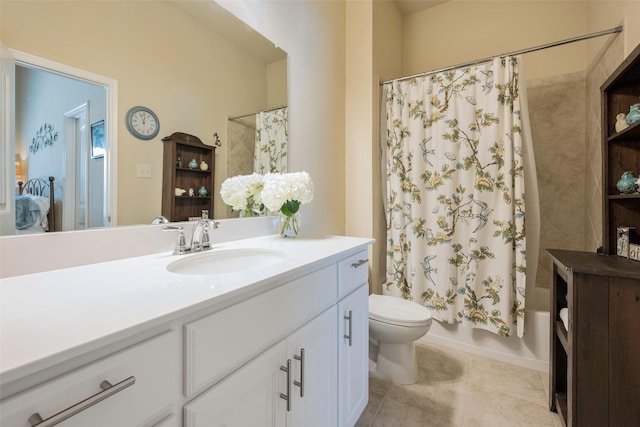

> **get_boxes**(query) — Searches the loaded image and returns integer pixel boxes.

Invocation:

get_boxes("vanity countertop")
[0,234,372,390]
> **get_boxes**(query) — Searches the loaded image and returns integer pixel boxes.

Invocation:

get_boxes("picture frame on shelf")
[91,120,105,159]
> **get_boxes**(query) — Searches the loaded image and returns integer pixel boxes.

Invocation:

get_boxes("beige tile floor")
[357,341,564,427]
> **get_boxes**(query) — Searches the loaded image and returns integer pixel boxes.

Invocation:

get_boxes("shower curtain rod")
[380,26,623,85]
[228,105,287,121]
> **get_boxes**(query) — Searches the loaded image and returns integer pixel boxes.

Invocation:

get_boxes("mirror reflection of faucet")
[151,215,170,224]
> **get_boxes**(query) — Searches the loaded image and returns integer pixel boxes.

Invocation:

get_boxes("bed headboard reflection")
[17,176,56,232]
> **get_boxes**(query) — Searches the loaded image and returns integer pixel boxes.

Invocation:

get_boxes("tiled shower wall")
[523,34,624,297]
[584,35,624,252]
[226,119,256,217]
[526,72,586,293]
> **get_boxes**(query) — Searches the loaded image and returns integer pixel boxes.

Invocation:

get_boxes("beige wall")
[372,1,403,293]
[402,1,588,80]
[587,1,640,62]
[267,58,288,108]
[1,0,274,224]
[345,0,373,239]
[218,0,347,235]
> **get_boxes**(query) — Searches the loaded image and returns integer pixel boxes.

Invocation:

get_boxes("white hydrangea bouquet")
[261,172,314,237]
[219,173,265,217]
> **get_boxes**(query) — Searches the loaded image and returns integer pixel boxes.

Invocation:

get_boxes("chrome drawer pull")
[293,348,305,398]
[351,259,368,268]
[28,376,135,427]
[344,310,353,346]
[280,359,291,412]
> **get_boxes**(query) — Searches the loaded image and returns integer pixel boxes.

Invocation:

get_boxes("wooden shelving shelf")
[602,43,640,255]
[607,193,640,199]
[176,167,212,174]
[161,132,217,222]
[548,249,640,427]
[607,120,640,142]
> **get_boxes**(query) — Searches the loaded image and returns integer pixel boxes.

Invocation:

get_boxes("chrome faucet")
[150,215,170,224]
[163,220,220,255]
[190,219,220,252]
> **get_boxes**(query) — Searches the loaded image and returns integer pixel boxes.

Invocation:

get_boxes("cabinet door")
[183,341,287,427]
[286,306,338,427]
[338,284,369,427]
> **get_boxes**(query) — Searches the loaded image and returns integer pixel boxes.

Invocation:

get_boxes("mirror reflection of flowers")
[220,173,265,217]
[261,172,314,236]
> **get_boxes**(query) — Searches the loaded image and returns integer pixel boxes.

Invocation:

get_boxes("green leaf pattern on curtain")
[254,107,288,174]
[383,57,526,337]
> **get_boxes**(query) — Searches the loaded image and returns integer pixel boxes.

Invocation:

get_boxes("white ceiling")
[394,0,449,16]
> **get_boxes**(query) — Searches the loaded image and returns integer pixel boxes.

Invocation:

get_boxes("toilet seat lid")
[369,294,432,326]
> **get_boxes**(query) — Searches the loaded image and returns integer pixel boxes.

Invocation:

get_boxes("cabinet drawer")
[1,330,180,427]
[338,250,369,298]
[184,265,337,396]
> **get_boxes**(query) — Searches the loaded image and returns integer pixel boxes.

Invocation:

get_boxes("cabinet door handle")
[28,376,135,427]
[293,348,305,398]
[344,310,353,346]
[279,359,291,412]
[351,259,368,268]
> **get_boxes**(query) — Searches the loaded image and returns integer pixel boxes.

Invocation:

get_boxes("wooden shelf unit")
[161,132,216,222]
[601,43,640,254]
[548,249,640,427]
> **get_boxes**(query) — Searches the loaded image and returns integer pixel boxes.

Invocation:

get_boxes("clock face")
[126,106,159,140]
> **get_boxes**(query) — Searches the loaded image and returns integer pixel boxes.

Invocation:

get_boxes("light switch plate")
[137,163,152,178]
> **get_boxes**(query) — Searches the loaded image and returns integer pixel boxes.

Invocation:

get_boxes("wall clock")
[125,106,160,140]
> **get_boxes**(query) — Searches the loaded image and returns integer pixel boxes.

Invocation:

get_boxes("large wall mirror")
[0,0,287,236]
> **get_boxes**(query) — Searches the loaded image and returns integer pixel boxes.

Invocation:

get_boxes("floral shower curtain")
[254,107,288,174]
[382,57,533,337]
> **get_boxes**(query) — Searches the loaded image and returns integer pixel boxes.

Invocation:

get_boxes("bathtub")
[419,309,550,372]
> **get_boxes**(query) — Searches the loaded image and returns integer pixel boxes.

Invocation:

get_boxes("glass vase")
[279,212,300,237]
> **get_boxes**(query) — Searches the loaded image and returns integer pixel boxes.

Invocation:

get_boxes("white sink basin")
[166,248,286,275]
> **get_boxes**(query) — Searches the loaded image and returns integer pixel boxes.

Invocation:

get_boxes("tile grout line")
[367,391,389,426]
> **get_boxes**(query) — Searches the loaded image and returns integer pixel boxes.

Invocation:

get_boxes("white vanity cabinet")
[0,236,373,427]
[182,264,339,427]
[183,266,337,397]
[183,250,370,427]
[0,330,181,427]
[183,307,337,427]
[337,251,370,427]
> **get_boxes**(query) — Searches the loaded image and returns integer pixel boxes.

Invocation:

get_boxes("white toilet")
[368,294,432,384]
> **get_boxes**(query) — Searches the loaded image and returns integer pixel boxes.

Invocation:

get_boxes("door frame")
[64,102,90,231]
[10,49,118,226]
[0,43,16,235]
